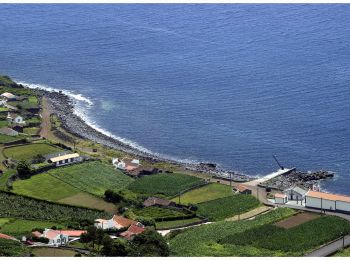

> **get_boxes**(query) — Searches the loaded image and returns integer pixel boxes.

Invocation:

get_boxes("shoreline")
[32,86,253,181]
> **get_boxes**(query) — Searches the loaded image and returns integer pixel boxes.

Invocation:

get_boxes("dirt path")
[39,97,50,139]
[225,205,272,221]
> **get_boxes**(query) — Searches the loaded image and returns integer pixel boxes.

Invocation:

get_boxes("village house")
[233,184,252,195]
[1,92,18,102]
[119,224,146,240]
[0,127,19,136]
[274,193,288,204]
[31,229,86,246]
[143,197,176,207]
[305,190,350,213]
[7,112,25,124]
[48,153,82,167]
[284,186,308,202]
[112,158,141,172]
[94,215,144,230]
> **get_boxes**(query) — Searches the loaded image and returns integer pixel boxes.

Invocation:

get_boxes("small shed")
[284,186,308,201]
[275,193,288,204]
[48,153,81,167]
[234,184,252,195]
[143,197,176,207]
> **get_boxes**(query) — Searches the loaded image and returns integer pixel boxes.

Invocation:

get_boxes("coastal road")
[306,235,350,257]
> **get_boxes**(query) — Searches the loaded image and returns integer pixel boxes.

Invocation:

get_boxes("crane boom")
[273,155,284,170]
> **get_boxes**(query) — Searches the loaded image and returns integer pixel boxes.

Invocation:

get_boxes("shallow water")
[0,4,350,193]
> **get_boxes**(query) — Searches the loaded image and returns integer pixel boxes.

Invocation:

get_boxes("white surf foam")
[17,80,197,165]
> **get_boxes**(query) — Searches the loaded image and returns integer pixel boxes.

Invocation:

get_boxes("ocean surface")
[1,4,350,194]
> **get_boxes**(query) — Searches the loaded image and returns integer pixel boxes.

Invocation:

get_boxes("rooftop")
[275,193,287,198]
[113,215,137,228]
[306,190,350,203]
[48,153,80,163]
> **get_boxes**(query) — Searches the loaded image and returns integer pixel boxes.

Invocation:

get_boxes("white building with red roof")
[32,229,86,246]
[120,224,146,240]
[95,215,143,230]
[305,190,350,213]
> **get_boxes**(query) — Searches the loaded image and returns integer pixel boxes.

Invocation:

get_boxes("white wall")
[275,197,286,204]
[306,196,339,211]
[335,201,350,212]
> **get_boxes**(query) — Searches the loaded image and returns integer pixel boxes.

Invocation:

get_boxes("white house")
[95,215,143,230]
[1,92,18,101]
[305,190,350,213]
[112,158,140,171]
[48,153,82,167]
[32,229,86,246]
[7,113,25,124]
[284,186,308,201]
[274,193,288,204]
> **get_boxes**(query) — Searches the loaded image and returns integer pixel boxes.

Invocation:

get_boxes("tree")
[32,154,45,164]
[102,238,129,256]
[129,229,169,256]
[104,189,122,203]
[16,160,32,178]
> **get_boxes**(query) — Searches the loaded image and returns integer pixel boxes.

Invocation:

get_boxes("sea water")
[1,4,350,194]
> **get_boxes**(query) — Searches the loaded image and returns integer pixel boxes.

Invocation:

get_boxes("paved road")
[306,235,350,257]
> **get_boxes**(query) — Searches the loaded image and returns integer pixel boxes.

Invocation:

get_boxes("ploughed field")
[168,208,350,256]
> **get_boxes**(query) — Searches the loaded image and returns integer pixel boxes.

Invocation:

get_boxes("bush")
[129,229,169,256]
[16,160,32,179]
[31,236,49,244]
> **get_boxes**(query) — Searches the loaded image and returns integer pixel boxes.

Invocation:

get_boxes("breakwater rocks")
[260,169,334,191]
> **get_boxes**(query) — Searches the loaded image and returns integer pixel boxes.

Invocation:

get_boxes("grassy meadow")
[3,143,62,160]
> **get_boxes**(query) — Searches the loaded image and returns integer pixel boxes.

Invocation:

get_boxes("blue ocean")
[0,4,350,194]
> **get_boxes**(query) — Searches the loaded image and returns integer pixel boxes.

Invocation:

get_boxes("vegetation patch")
[274,212,320,229]
[0,191,110,223]
[0,121,9,128]
[31,247,78,257]
[171,183,233,205]
[169,208,295,256]
[0,170,16,191]
[196,194,260,221]
[57,193,118,213]
[156,217,203,230]
[48,161,133,196]
[23,127,40,136]
[0,238,29,256]
[0,134,24,144]
[219,215,350,255]
[3,143,62,161]
[0,219,65,236]
[128,173,205,197]
[133,206,189,220]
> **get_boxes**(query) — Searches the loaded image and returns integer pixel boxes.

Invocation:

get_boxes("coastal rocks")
[260,169,334,191]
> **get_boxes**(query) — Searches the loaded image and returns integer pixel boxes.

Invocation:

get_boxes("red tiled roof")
[120,224,145,240]
[45,230,61,240]
[31,231,42,238]
[236,184,249,192]
[275,193,287,198]
[0,233,16,240]
[113,215,137,228]
[306,190,350,203]
[59,230,86,237]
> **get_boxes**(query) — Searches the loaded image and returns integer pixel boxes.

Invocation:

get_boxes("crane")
[273,155,284,170]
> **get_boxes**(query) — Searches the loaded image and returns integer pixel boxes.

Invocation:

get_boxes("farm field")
[196,194,260,221]
[13,173,81,201]
[133,206,190,220]
[0,192,110,223]
[31,247,77,257]
[48,161,133,196]
[0,238,29,256]
[171,183,233,205]
[219,215,350,255]
[3,143,62,160]
[169,207,295,256]
[0,218,12,227]
[128,173,205,197]
[156,217,203,229]
[0,121,9,128]
[274,212,319,229]
[23,127,40,135]
[57,193,118,213]
[0,219,65,236]
[0,134,24,144]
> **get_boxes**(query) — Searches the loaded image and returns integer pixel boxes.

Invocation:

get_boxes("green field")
[12,172,117,212]
[28,96,38,105]
[23,127,40,135]
[0,238,29,256]
[31,247,77,257]
[0,170,16,191]
[171,183,233,205]
[0,121,9,128]
[156,217,203,229]
[0,218,65,236]
[219,215,350,255]
[333,247,350,256]
[128,173,205,197]
[0,134,24,144]
[0,218,11,227]
[13,174,81,201]
[48,161,133,196]
[133,206,189,220]
[0,107,9,112]
[169,208,295,256]
[3,143,62,160]
[0,191,110,223]
[196,194,260,221]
